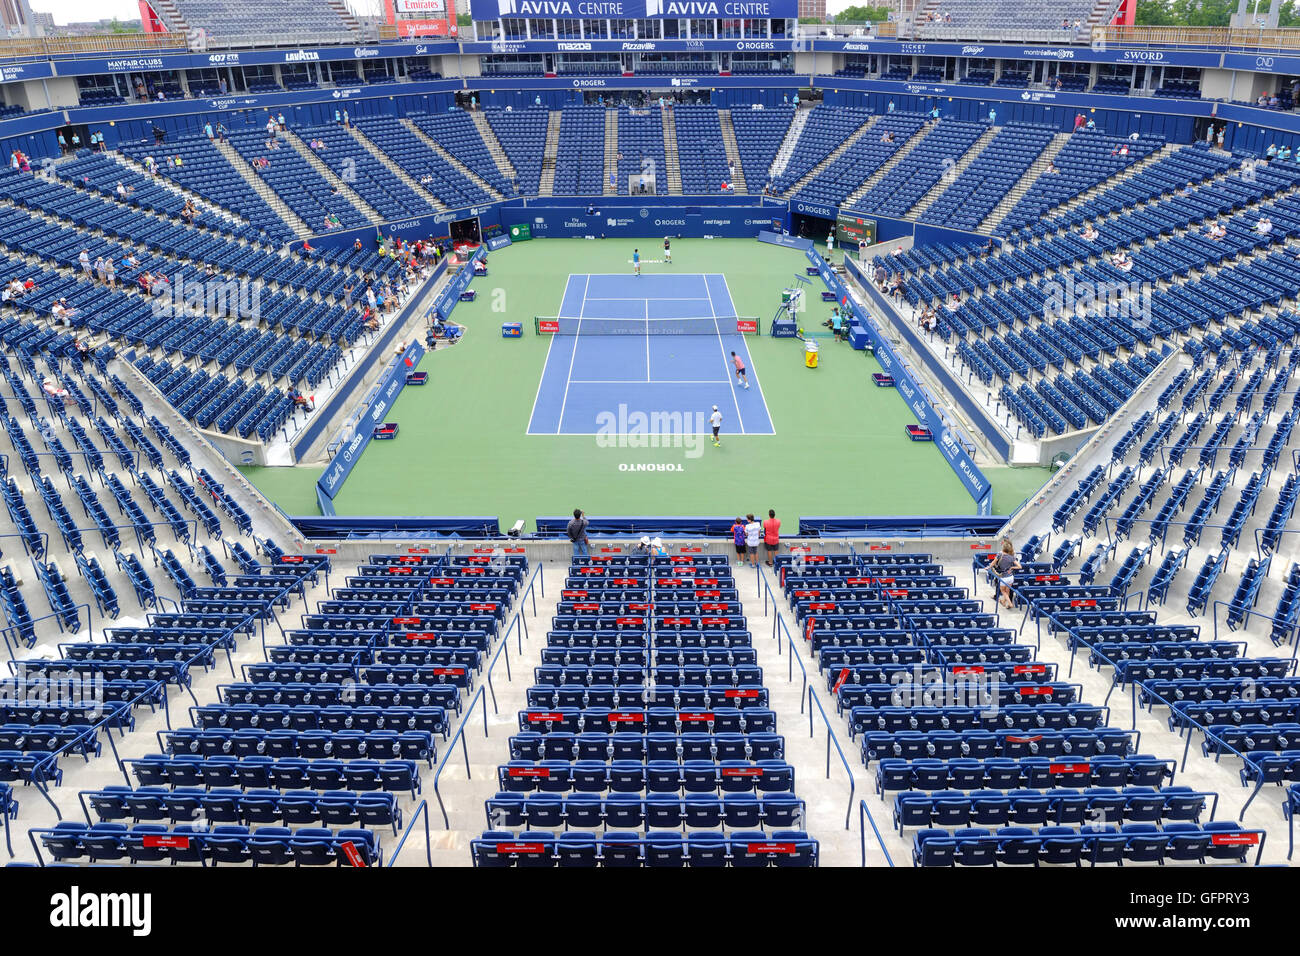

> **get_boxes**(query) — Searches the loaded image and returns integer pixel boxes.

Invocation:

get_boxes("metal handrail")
[772,612,808,714]
[0,32,186,62]
[857,798,895,867]
[807,687,855,830]
[1286,784,1298,859]
[388,799,433,867]
[431,683,489,829]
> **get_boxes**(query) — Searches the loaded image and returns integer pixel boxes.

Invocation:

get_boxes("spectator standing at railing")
[567,509,591,559]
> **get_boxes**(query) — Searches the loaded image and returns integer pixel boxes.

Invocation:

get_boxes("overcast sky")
[29,0,861,26]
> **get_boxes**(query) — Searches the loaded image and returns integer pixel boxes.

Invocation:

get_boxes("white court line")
[526,273,578,435]
[554,274,590,434]
[704,274,747,435]
[568,379,734,384]
[645,298,650,382]
[720,273,775,434]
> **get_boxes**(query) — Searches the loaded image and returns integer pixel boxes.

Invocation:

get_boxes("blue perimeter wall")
[312,247,485,509]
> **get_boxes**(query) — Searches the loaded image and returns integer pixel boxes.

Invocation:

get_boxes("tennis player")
[633,249,640,276]
[731,351,750,390]
[663,237,671,264]
[709,404,722,447]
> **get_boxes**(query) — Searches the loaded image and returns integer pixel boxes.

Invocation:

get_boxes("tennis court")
[527,272,774,436]
[240,239,1050,522]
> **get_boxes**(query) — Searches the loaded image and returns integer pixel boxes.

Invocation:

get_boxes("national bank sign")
[470,0,794,18]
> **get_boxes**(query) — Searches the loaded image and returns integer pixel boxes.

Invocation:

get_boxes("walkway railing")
[388,799,434,867]
[857,799,895,867]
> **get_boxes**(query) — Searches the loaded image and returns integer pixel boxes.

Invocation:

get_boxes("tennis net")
[534,316,761,335]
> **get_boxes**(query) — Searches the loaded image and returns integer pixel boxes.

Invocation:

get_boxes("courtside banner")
[317,340,425,500]
[522,205,778,238]
[434,246,486,317]
[806,247,992,516]
[758,229,813,250]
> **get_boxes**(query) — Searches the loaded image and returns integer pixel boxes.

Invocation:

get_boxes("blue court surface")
[527,273,774,436]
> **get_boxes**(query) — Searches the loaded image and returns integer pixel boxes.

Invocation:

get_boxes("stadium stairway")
[399,119,505,203]
[603,109,620,196]
[469,112,518,189]
[661,109,683,196]
[717,110,748,194]
[768,104,810,181]
[978,131,1072,234]
[539,111,562,197]
[150,0,189,33]
[843,118,938,210]
[281,129,383,223]
[909,124,1000,220]
[211,138,314,238]
[781,115,880,200]
[344,123,448,213]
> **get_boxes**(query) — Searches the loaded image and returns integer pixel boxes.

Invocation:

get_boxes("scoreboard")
[835,213,877,249]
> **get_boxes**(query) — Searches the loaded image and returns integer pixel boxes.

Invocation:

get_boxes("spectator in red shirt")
[762,510,781,566]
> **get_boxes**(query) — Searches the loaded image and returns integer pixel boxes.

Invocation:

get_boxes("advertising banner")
[317,339,425,499]
[469,0,797,21]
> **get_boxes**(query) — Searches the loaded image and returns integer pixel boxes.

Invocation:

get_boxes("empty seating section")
[118,135,295,243]
[474,553,818,867]
[772,106,873,195]
[618,107,667,196]
[769,542,1273,865]
[1004,338,1300,855]
[851,119,987,218]
[914,0,1095,37]
[485,108,548,196]
[794,113,927,208]
[19,525,537,866]
[921,125,1055,230]
[553,107,606,196]
[997,129,1166,235]
[673,106,730,195]
[351,114,481,209]
[297,123,436,221]
[168,0,358,44]
[727,105,794,190]
[410,112,509,197]
[0,161,396,440]
[873,144,1300,442]
[225,128,367,231]
[0,334,390,867]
